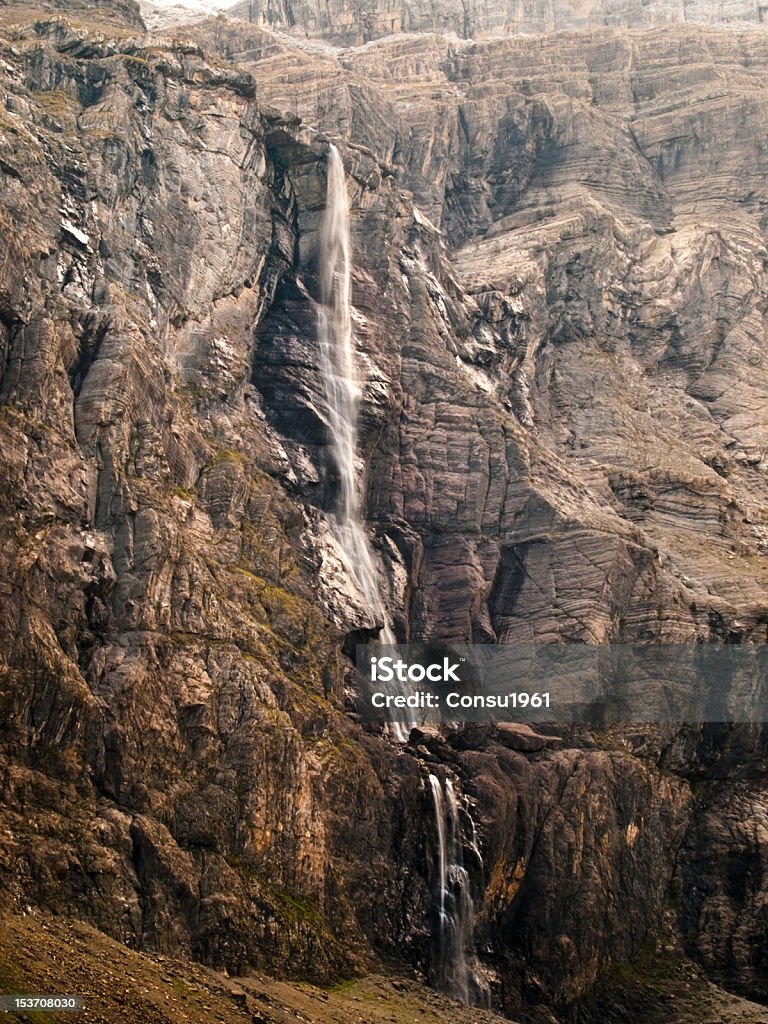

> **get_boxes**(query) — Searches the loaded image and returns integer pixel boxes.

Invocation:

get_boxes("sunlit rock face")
[3,0,768,1021]
[229,0,768,45]
[204,19,768,649]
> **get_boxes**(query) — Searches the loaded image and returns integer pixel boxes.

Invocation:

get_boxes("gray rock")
[4,2,768,1021]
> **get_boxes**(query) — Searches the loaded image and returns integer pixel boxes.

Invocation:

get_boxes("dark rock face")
[4,1,768,1021]
[0,2,431,984]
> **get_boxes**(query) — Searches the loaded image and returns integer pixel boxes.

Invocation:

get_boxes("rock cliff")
[3,1,768,1022]
[229,0,768,46]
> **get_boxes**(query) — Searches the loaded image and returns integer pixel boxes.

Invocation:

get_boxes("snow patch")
[140,0,239,31]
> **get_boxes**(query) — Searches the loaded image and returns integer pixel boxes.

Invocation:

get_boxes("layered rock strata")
[3,2,768,1022]
[229,0,768,46]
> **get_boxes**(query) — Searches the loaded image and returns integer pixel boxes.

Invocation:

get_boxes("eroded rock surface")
[228,0,768,46]
[3,1,768,1022]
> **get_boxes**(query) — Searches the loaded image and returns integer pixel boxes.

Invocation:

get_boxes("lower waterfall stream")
[429,774,489,1006]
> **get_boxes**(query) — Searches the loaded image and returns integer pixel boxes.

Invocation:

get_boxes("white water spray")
[317,144,412,740]
[429,774,488,1005]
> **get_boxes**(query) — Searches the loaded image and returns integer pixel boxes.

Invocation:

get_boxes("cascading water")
[318,148,481,997]
[428,774,488,1006]
[316,144,411,741]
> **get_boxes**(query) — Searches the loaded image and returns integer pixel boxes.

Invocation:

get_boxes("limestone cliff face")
[3,1,768,1022]
[211,20,768,649]
[0,2,433,983]
[228,0,768,45]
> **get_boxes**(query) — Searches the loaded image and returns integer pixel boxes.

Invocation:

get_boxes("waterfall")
[428,774,488,1006]
[317,143,391,635]
[317,144,411,741]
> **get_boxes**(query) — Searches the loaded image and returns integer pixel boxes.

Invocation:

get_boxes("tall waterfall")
[429,774,488,1006]
[317,144,410,740]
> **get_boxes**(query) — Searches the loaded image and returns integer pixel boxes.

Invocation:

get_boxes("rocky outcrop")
[202,20,768,650]
[0,3,433,984]
[228,0,768,46]
[4,1,768,1022]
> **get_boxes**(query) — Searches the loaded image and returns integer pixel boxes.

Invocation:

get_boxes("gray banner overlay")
[355,644,768,725]
[0,996,83,1012]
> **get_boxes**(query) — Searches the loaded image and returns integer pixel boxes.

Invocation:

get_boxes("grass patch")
[211,447,245,467]
[0,959,23,993]
[324,976,356,992]
[35,90,76,116]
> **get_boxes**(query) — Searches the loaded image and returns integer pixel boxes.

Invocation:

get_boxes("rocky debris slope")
[0,910,515,1024]
[566,940,768,1024]
[3,908,768,1024]
[3,1,768,1022]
